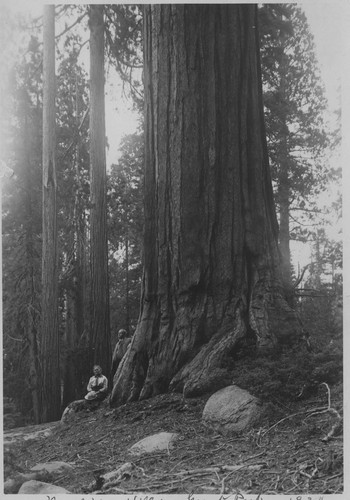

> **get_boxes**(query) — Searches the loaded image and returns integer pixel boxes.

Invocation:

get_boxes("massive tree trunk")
[111,4,302,406]
[89,4,111,374]
[41,5,61,422]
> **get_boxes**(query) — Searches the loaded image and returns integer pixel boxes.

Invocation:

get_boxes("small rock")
[31,461,74,476]
[202,385,263,434]
[18,480,71,494]
[128,432,180,456]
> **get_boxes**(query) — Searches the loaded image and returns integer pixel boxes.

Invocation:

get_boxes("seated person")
[85,364,108,402]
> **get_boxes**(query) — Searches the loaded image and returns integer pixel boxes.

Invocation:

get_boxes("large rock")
[202,385,263,434]
[128,432,180,456]
[18,480,71,494]
[31,461,74,476]
[60,399,87,423]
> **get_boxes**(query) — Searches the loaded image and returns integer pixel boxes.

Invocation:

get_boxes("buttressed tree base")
[111,4,303,406]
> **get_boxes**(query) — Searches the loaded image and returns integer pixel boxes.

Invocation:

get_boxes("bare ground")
[3,384,343,496]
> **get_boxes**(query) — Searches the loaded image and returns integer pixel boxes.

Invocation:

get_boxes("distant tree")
[111,5,304,406]
[104,5,143,107]
[259,4,328,291]
[55,40,91,405]
[89,4,111,374]
[41,5,61,422]
[108,132,144,335]
[2,37,43,424]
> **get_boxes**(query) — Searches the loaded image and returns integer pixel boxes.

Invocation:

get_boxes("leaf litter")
[3,384,343,495]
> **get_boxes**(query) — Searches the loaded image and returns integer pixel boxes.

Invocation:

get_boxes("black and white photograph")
[0,1,347,498]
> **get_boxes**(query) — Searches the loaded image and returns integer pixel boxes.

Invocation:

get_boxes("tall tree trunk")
[277,42,293,295]
[111,4,302,406]
[41,4,61,422]
[89,4,111,374]
[278,159,293,302]
[125,230,130,333]
[62,290,76,406]
[22,91,42,424]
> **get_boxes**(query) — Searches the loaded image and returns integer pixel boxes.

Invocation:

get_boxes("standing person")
[85,365,108,403]
[111,329,131,379]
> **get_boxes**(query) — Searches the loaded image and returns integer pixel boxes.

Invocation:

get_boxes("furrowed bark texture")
[111,4,301,405]
[89,5,111,374]
[41,4,61,422]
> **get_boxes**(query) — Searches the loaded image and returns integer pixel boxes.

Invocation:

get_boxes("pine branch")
[60,106,90,161]
[55,13,88,40]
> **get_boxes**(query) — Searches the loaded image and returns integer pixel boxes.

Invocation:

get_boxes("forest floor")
[3,384,343,496]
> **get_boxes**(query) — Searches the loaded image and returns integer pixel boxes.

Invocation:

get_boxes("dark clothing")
[111,338,131,378]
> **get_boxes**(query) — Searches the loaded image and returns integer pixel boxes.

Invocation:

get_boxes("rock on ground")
[4,422,57,447]
[202,385,263,434]
[31,461,74,475]
[18,480,71,494]
[128,432,180,456]
[61,399,87,423]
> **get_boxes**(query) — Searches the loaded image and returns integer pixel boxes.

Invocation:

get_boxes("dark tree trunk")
[276,43,293,295]
[125,230,130,334]
[278,161,293,296]
[111,4,302,406]
[89,4,111,374]
[41,5,61,422]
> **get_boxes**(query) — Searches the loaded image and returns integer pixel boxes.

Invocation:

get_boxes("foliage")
[108,131,144,334]
[104,5,143,108]
[2,36,43,420]
[259,4,329,214]
[232,340,342,403]
[259,4,333,287]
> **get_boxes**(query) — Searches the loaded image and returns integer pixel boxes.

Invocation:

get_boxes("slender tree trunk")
[278,160,293,300]
[62,290,76,406]
[111,4,303,406]
[277,44,293,295]
[41,4,61,422]
[89,4,111,374]
[22,92,42,423]
[125,230,130,333]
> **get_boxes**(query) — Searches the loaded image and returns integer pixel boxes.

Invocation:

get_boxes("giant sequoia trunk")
[111,4,302,406]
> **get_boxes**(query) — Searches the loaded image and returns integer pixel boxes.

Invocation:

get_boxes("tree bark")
[111,4,302,406]
[89,4,111,374]
[41,4,61,422]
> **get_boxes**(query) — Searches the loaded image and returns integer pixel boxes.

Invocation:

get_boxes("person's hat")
[85,391,98,401]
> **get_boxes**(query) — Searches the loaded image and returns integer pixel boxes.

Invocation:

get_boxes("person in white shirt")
[85,365,108,401]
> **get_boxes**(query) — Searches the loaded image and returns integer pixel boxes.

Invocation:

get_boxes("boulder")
[31,461,74,476]
[202,385,263,434]
[128,432,180,456]
[4,471,52,494]
[18,480,71,494]
[60,399,87,423]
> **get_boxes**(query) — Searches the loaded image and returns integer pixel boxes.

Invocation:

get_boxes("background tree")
[111,4,303,406]
[55,37,91,406]
[2,36,43,425]
[41,4,60,422]
[108,131,144,336]
[259,4,329,291]
[89,4,111,374]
